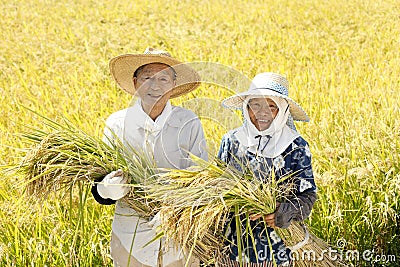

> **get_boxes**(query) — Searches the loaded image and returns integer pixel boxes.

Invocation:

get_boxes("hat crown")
[249,72,289,96]
[109,47,200,98]
[143,47,172,57]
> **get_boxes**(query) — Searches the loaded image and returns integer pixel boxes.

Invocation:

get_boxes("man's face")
[133,63,176,109]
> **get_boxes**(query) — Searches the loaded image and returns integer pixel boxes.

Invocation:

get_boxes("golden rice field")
[0,0,399,266]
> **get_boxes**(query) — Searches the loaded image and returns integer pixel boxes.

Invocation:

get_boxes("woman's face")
[247,97,279,131]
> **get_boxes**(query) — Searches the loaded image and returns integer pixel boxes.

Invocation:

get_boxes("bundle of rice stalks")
[149,156,349,267]
[277,224,349,267]
[13,114,158,218]
[11,113,348,266]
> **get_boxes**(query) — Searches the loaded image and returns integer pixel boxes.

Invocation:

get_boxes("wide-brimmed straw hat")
[222,72,310,122]
[109,47,201,98]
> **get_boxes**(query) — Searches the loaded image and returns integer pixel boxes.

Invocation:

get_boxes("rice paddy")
[1,0,399,266]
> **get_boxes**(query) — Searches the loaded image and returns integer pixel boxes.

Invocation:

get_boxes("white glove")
[97,169,130,200]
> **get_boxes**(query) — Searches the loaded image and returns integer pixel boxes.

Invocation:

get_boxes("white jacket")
[103,99,208,266]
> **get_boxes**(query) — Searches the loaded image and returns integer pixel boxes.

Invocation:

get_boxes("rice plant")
[149,156,348,267]
[1,0,399,266]
[12,110,159,218]
[12,117,348,266]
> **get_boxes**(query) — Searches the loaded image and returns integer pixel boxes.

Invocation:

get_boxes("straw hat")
[222,72,310,122]
[109,47,201,98]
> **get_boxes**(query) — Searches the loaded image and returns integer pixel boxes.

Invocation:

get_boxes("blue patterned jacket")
[217,128,317,264]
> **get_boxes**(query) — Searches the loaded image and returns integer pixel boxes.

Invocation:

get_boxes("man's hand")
[97,169,130,200]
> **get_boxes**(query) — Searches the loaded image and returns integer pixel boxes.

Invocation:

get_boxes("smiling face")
[247,97,279,131]
[133,63,176,119]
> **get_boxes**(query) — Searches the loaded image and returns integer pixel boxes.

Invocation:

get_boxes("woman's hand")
[250,203,281,228]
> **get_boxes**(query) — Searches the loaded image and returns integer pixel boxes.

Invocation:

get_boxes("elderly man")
[91,48,208,267]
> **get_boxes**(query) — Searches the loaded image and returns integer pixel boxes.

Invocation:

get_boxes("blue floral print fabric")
[217,129,317,265]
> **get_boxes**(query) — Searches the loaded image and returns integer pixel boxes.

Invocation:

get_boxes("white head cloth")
[233,96,300,158]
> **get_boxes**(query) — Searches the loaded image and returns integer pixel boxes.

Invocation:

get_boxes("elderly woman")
[91,48,207,267]
[217,73,317,266]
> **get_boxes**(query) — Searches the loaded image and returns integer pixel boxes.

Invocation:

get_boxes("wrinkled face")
[247,97,279,131]
[133,63,176,109]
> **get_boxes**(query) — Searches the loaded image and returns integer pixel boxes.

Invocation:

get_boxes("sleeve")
[102,115,123,147]
[275,190,317,228]
[91,116,122,205]
[275,140,317,228]
[217,134,232,163]
[91,177,117,205]
[188,117,209,161]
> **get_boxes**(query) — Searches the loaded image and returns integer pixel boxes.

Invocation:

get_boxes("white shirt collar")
[128,99,172,133]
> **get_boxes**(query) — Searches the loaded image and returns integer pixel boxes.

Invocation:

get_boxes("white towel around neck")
[233,96,300,158]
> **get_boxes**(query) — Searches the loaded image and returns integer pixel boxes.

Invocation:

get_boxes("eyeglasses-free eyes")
[247,102,279,113]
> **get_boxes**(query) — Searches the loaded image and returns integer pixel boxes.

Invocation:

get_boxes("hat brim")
[109,54,201,98]
[222,89,310,122]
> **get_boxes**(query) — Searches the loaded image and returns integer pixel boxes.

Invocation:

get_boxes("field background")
[1,0,399,266]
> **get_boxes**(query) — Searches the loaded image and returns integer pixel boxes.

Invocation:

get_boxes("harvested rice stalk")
[11,114,348,266]
[13,116,158,218]
[149,156,349,266]
[147,160,292,263]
